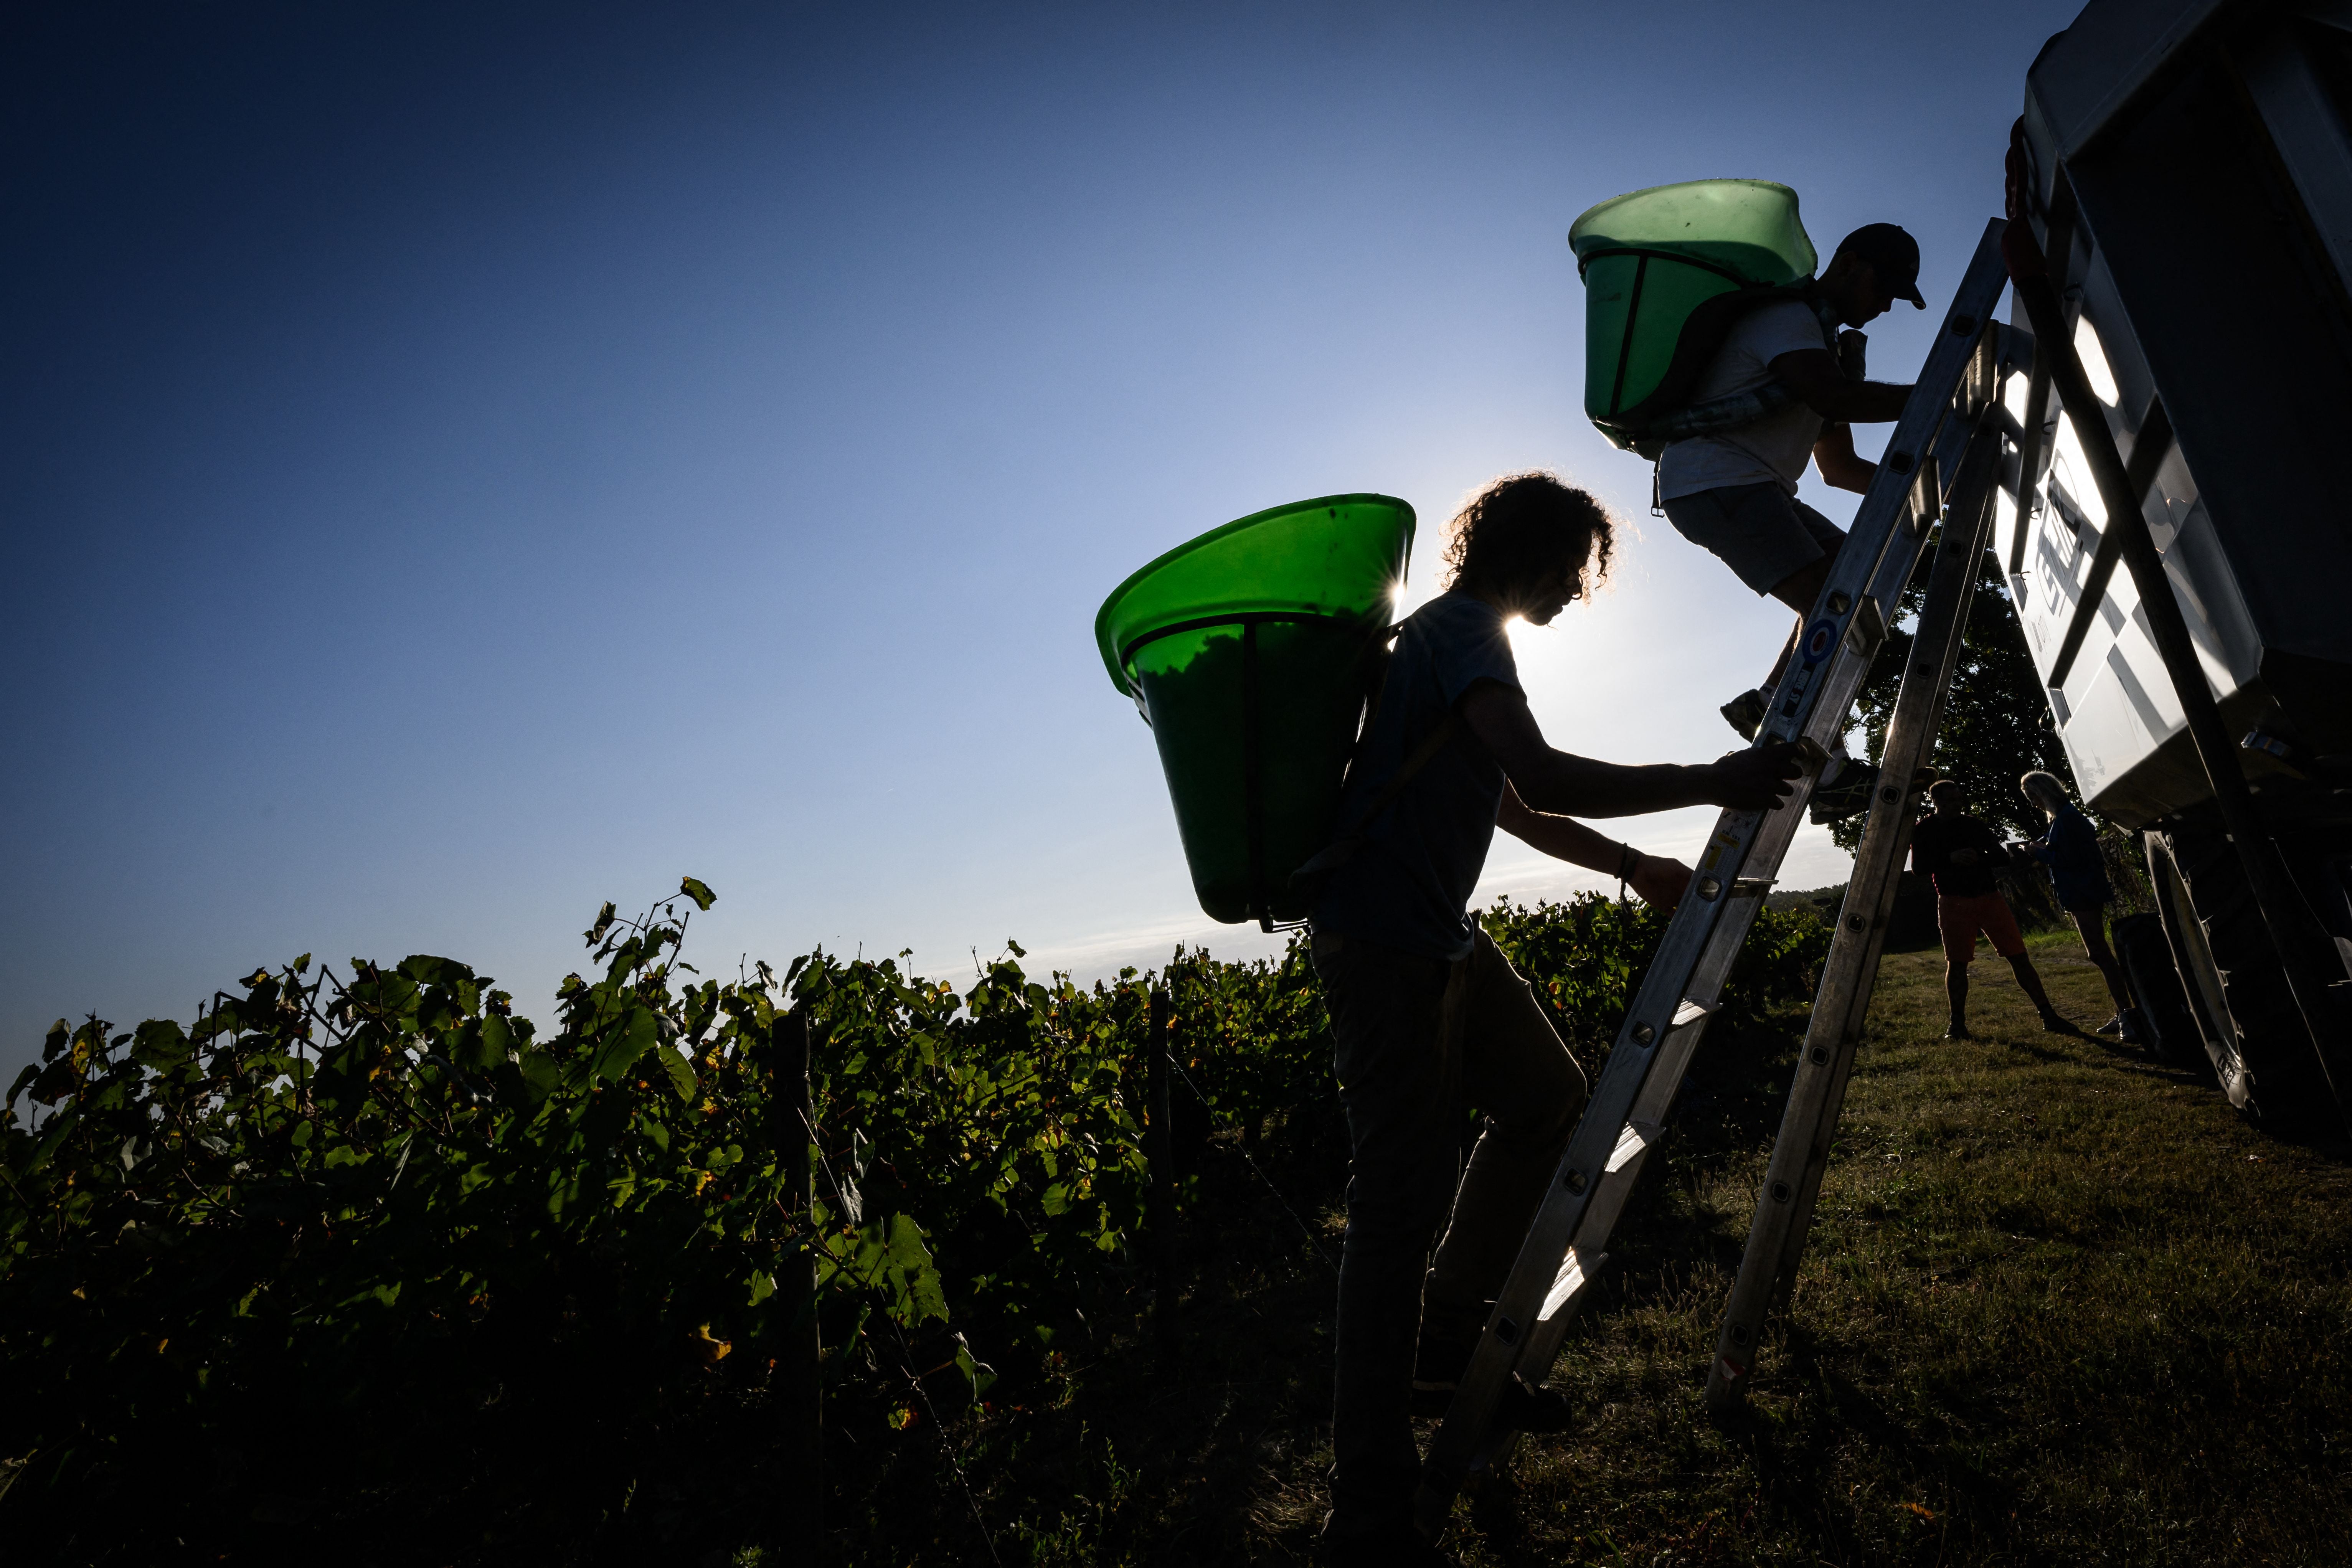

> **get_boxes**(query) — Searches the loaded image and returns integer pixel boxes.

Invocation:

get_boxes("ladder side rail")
[1764,472,2002,1317]
[1413,843,1767,1524]
[1516,1004,1711,1363]
[1476,1003,1713,1477]
[1702,420,2005,1414]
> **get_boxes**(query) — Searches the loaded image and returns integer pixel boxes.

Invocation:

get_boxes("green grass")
[872,931,2352,1567]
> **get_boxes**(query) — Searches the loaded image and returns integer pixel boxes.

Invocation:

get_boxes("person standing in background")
[2018,770,2142,1043]
[1909,778,2079,1040]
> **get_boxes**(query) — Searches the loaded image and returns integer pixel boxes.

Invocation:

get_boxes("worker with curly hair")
[1307,471,1799,1566]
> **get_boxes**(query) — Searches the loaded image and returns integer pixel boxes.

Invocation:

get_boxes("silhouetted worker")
[1306,472,1800,1566]
[1909,777,2077,1039]
[2019,769,2142,1042]
[1656,223,1929,823]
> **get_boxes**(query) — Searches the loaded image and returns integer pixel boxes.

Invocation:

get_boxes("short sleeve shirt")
[1310,591,1519,961]
[1656,299,1832,502]
[1909,811,2005,898]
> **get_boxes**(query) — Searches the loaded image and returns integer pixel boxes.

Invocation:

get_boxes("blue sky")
[3,0,2076,1079]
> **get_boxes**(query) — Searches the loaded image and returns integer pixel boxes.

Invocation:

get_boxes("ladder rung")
[1606,1119,1661,1174]
[1538,1245,1606,1322]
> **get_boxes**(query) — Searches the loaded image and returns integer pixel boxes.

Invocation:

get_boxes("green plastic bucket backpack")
[1096,494,1415,929]
[1571,179,1819,457]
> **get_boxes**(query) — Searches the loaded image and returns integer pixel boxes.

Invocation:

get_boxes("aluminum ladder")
[1415,218,2027,1530]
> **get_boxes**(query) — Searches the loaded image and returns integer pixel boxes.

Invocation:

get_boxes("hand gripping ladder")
[1413,220,2025,1532]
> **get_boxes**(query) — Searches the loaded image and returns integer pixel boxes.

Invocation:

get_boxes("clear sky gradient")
[4,0,2077,1081]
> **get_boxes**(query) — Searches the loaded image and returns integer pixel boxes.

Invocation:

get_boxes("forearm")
[1814,428,1877,494]
[1806,380,1911,423]
[1500,805,1640,873]
[1509,753,1713,819]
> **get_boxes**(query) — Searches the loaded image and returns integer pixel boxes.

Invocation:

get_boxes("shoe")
[1809,761,1882,824]
[1944,1020,1972,1040]
[1720,688,1767,741]
[2040,1012,2085,1036]
[2119,1007,2149,1046]
[2096,1013,2126,1036]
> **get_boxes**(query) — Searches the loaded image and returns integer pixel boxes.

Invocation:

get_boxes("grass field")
[852,931,2352,1567]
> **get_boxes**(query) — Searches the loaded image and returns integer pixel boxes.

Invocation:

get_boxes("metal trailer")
[2008,0,2352,1126]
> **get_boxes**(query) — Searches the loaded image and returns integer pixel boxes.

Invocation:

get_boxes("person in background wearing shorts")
[1909,779,2079,1039]
[1656,223,1928,823]
[1308,473,1799,1566]
[2018,769,2143,1043]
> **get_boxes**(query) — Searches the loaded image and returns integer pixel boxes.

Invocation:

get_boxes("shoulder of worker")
[1726,296,1834,359]
[1409,590,1520,700]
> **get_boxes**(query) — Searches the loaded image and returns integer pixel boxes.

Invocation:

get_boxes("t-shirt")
[1909,811,2005,899]
[2033,802,2113,909]
[1656,298,1833,502]
[1310,591,1520,962]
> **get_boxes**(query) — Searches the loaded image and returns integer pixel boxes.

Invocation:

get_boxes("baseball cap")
[1835,223,1926,308]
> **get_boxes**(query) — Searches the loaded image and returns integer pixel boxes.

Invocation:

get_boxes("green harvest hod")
[1096,494,1416,928]
[1570,179,1817,447]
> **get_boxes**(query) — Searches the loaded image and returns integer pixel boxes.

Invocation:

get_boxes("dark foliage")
[2,887,1827,1565]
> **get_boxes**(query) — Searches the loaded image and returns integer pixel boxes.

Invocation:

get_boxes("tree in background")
[1836,532,2076,855]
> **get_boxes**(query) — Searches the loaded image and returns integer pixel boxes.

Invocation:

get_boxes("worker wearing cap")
[1656,223,1927,821]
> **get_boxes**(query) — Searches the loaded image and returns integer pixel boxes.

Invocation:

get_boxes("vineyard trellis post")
[777,1006,822,1539]
[1146,988,1179,1365]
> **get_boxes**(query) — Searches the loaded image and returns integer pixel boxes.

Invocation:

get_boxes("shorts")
[1938,892,2025,964]
[1660,482,1847,597]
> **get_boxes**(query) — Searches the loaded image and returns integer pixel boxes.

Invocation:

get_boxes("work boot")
[1720,688,1768,742]
[1808,761,1882,824]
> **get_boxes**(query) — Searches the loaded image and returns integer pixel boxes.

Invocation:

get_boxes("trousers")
[1310,924,1587,1534]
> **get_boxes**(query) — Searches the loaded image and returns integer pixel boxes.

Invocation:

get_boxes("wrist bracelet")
[1616,843,1641,901]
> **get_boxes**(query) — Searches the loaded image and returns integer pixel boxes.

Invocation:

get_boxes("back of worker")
[1311,588,1517,960]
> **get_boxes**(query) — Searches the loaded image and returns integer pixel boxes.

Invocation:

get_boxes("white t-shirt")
[1655,299,1832,501]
